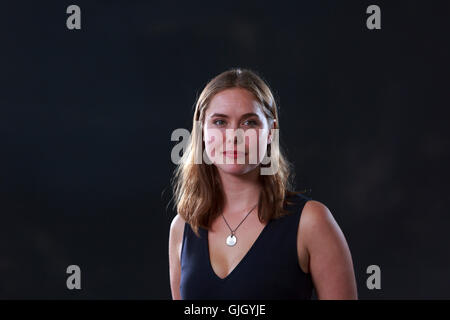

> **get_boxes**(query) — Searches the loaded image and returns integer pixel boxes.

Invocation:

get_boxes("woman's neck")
[218,168,261,215]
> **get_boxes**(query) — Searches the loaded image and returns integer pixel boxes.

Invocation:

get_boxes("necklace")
[221,204,258,247]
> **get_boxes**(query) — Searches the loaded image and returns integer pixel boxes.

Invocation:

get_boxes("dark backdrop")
[1,0,449,299]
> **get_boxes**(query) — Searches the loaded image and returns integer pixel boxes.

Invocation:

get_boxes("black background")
[1,1,449,299]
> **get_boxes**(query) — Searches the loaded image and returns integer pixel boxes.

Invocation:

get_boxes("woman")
[168,68,357,299]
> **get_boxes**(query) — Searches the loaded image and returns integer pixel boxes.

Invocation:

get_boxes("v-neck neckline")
[205,220,271,281]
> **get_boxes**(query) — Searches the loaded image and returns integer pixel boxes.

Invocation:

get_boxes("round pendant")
[226,234,237,246]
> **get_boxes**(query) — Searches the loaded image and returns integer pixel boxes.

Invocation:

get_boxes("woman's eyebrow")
[208,112,259,119]
[209,113,229,118]
[240,112,259,119]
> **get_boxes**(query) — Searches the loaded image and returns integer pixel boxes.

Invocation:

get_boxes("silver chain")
[221,204,258,235]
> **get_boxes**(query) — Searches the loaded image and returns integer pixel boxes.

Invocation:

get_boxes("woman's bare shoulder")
[299,200,344,245]
[301,200,335,226]
[299,200,358,298]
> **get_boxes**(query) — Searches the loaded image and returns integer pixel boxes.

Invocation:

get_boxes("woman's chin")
[215,163,258,176]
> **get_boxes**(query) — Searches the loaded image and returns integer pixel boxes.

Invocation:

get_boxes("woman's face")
[203,87,273,176]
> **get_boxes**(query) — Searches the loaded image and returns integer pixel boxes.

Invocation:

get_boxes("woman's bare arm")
[168,214,185,300]
[301,200,358,299]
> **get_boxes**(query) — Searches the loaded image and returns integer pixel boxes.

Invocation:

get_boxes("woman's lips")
[223,150,246,159]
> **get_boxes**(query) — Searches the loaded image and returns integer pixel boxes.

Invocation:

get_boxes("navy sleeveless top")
[180,192,314,300]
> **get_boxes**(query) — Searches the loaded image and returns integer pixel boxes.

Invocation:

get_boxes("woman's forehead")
[206,88,263,117]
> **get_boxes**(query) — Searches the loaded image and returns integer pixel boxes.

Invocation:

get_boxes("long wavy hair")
[172,68,301,237]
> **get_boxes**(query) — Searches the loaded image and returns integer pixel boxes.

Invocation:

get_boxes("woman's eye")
[243,120,258,126]
[213,119,226,126]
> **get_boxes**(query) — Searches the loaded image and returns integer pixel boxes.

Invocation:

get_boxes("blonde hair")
[172,68,300,237]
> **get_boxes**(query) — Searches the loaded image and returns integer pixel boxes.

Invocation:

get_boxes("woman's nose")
[226,128,244,144]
